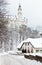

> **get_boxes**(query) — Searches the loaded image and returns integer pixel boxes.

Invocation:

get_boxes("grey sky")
[6,0,42,28]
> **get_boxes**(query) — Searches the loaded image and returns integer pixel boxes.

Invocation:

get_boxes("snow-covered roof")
[17,38,42,49]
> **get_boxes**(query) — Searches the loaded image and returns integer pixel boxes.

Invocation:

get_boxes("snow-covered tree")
[0,0,9,51]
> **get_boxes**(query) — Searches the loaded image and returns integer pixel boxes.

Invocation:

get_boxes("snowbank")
[24,53,42,62]
[0,53,42,65]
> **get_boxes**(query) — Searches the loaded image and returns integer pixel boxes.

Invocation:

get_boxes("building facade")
[7,4,28,50]
[0,4,28,52]
[17,38,42,53]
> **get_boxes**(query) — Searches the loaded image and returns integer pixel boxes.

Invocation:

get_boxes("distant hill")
[36,26,42,32]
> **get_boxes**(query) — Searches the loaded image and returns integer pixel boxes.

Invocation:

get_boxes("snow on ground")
[11,55,42,65]
[0,52,42,65]
[24,53,42,57]
[0,53,21,65]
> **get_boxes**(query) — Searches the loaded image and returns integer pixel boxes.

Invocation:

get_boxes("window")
[36,50,39,52]
[31,48,33,53]
[25,43,27,46]
[40,50,42,53]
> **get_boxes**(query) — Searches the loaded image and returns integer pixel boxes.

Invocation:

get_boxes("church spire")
[18,4,22,11]
[18,4,22,18]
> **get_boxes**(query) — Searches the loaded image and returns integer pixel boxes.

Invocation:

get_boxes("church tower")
[18,4,22,18]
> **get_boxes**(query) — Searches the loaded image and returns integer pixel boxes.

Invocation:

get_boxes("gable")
[17,38,42,49]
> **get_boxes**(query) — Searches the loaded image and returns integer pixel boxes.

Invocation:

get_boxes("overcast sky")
[6,0,42,28]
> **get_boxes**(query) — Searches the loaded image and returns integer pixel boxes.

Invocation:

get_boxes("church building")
[0,4,28,52]
[5,4,28,51]
[8,4,28,29]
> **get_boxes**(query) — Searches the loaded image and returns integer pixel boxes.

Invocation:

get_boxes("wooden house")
[17,38,42,53]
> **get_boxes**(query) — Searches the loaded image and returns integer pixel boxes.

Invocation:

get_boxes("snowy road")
[0,53,42,65]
